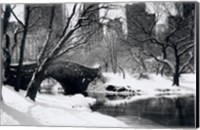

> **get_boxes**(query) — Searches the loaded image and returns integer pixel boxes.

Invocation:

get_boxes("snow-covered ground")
[88,72,195,94]
[0,86,127,127]
[0,72,195,127]
[87,73,196,105]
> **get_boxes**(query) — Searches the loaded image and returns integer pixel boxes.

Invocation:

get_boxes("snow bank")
[0,86,127,127]
[88,73,196,94]
[87,73,195,106]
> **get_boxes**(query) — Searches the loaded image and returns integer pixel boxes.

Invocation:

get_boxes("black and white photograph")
[0,1,199,128]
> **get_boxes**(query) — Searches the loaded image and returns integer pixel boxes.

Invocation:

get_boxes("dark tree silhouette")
[150,3,195,86]
[26,4,109,101]
[13,6,31,91]
[124,2,195,86]
[4,5,43,92]
[1,5,12,101]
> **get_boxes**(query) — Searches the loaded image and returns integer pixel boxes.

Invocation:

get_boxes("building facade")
[125,3,156,46]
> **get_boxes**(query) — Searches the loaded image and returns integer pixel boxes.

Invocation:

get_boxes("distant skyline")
[6,2,178,34]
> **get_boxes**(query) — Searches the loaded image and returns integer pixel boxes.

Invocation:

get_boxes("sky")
[9,4,24,23]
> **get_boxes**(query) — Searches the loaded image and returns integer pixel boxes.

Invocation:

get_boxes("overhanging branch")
[60,4,77,38]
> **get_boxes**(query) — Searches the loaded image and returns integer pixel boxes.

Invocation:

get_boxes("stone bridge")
[4,61,104,94]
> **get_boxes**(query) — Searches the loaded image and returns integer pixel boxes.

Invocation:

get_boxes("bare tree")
[11,6,31,91]
[1,5,12,101]
[124,2,195,86]
[102,18,125,74]
[160,3,195,86]
[123,3,166,78]
[2,5,12,79]
[0,6,4,101]
[26,4,109,101]
[103,26,118,73]
[8,5,43,91]
[128,48,148,78]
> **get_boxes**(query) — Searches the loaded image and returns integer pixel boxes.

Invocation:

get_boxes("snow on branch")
[179,52,194,74]
[178,44,194,57]
[60,4,77,38]
[33,4,109,72]
[175,34,193,44]
[177,40,194,50]
[144,51,175,73]
[55,27,98,58]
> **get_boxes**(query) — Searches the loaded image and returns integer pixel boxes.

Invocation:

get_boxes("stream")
[40,85,195,128]
[87,92,195,128]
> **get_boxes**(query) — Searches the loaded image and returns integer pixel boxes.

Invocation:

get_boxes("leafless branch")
[10,9,25,27]
[55,27,98,58]
[166,15,194,43]
[38,6,55,63]
[178,44,194,57]
[28,16,42,29]
[143,51,175,73]
[179,52,194,73]
[177,40,194,50]
[128,49,144,67]
[29,6,40,12]
[175,34,193,44]
[11,26,19,53]
[129,16,149,35]
[84,5,109,14]
[149,14,160,35]
[60,4,77,38]
[11,5,16,10]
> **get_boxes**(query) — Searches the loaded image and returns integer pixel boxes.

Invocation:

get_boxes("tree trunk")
[104,61,108,72]
[113,53,118,74]
[173,73,180,86]
[4,34,11,80]
[0,53,2,101]
[173,47,180,86]
[160,45,167,76]
[26,70,46,101]
[0,87,2,101]
[118,66,125,79]
[15,7,30,92]
[1,5,12,101]
[0,23,2,102]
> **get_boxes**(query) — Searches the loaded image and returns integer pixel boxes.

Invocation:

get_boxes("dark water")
[87,92,195,128]
[40,87,195,128]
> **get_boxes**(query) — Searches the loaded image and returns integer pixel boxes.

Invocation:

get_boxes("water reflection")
[38,85,195,128]
[89,93,195,128]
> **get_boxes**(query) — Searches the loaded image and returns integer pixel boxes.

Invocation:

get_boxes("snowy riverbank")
[0,73,195,127]
[87,73,195,105]
[88,73,195,95]
[0,86,127,127]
